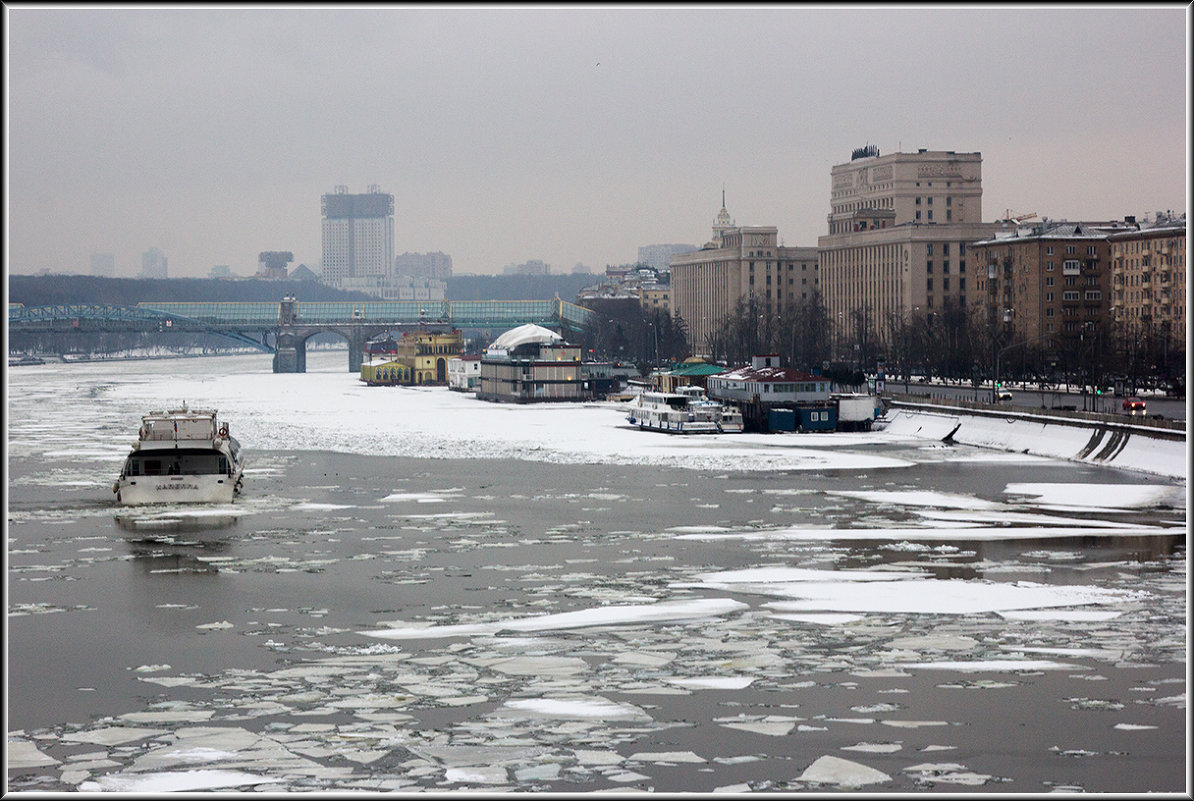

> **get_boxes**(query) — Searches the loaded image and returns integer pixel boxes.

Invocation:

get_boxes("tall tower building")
[320,185,395,295]
[140,247,168,279]
[670,193,818,354]
[817,147,1007,358]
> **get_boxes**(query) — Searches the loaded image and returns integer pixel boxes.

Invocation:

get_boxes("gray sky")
[6,4,1188,278]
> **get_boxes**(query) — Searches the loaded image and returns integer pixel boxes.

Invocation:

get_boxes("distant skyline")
[6,5,1188,278]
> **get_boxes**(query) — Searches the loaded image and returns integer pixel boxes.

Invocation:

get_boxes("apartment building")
[969,222,1124,350]
[1107,216,1187,348]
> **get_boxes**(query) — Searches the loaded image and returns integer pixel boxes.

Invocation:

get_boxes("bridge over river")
[8,297,597,372]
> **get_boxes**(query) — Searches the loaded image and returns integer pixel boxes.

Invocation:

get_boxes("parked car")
[1122,397,1146,415]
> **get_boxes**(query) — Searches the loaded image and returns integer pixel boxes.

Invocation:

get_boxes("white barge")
[114,406,244,505]
[625,386,744,434]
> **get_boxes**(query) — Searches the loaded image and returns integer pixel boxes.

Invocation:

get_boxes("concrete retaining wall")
[884,404,1187,480]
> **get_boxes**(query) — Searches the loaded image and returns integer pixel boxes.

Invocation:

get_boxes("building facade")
[394,329,463,384]
[670,215,818,354]
[448,354,482,392]
[477,324,585,403]
[395,251,453,281]
[637,243,696,274]
[140,247,168,279]
[1107,216,1186,359]
[969,221,1127,349]
[706,355,832,404]
[320,185,395,295]
[818,148,1006,356]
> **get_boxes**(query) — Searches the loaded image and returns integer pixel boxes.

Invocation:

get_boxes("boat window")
[143,459,163,475]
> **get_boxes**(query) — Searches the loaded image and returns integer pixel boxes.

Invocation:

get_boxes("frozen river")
[6,350,1188,792]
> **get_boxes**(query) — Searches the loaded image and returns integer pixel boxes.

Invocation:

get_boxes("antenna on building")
[722,184,726,210]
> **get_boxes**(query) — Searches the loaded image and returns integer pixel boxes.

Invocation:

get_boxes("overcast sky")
[6,5,1188,278]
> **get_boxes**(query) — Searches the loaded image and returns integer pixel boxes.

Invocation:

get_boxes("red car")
[1122,397,1146,415]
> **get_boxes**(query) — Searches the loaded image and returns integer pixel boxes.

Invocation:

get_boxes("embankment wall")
[885,400,1187,480]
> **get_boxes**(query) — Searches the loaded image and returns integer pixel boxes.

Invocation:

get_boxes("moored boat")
[114,406,244,505]
[625,386,744,434]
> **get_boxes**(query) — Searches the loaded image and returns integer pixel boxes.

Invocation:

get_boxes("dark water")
[6,450,1187,792]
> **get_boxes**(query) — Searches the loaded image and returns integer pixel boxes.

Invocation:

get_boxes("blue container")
[797,406,837,431]
[768,408,797,432]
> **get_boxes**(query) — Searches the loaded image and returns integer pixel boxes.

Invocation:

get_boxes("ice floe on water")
[799,754,892,787]
[682,568,1146,616]
[78,768,283,792]
[363,598,749,640]
[1002,482,1185,512]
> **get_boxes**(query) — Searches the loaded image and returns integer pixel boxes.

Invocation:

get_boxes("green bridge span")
[9,297,597,372]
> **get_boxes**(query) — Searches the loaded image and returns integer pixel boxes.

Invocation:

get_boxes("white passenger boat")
[625,386,744,434]
[114,406,245,505]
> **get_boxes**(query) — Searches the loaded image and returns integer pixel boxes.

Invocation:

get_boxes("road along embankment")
[884,399,1187,480]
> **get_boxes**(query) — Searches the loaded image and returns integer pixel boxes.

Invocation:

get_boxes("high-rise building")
[637,243,696,274]
[817,147,1007,356]
[140,247,168,279]
[394,251,453,281]
[670,197,818,353]
[320,185,395,295]
[502,260,551,276]
[90,252,115,277]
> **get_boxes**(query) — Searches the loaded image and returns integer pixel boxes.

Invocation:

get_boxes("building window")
[927,243,933,255]
[959,278,965,291]
[927,260,933,273]
[927,196,933,205]
[1066,245,1075,255]
[1046,246,1054,255]
[1045,276,1054,286]
[915,211,921,221]
[1046,261,1054,271]
[946,210,952,221]
[943,243,950,256]
[916,197,921,205]
[927,210,934,220]
[1046,292,1053,301]
[946,196,952,206]
[943,277,950,291]
[943,260,950,274]
[926,278,933,290]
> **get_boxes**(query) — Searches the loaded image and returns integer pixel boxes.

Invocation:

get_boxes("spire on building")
[706,188,735,249]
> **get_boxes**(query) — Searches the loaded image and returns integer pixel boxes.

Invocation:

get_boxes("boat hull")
[627,416,722,434]
[115,470,243,506]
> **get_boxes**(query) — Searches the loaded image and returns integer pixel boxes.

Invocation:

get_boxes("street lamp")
[991,307,1014,403]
